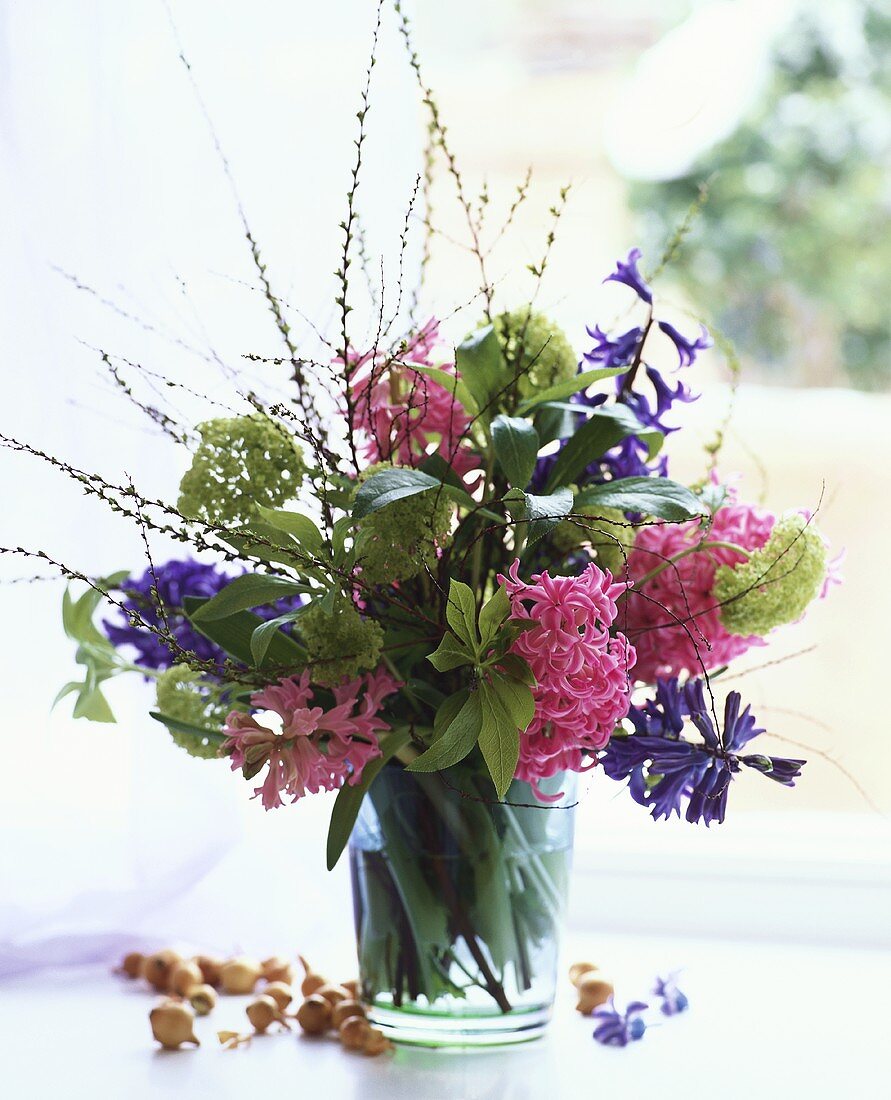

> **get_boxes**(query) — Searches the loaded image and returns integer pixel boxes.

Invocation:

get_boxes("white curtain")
[0,0,426,974]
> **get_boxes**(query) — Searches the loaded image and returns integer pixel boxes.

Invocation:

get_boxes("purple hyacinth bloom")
[536,256,702,492]
[617,365,697,437]
[592,998,649,1047]
[640,365,699,427]
[576,331,697,486]
[600,437,669,482]
[583,324,644,371]
[653,973,689,1017]
[657,320,713,367]
[628,676,688,737]
[600,678,806,826]
[104,558,301,672]
[604,248,653,304]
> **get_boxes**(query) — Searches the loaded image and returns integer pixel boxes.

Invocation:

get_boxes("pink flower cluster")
[222,668,398,810]
[500,560,636,793]
[347,318,476,475]
[622,494,775,684]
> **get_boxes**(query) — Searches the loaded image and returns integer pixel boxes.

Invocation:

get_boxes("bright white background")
[1,5,889,1090]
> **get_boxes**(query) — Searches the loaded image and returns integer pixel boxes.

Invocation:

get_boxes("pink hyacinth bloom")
[222,668,398,810]
[346,318,477,476]
[499,560,636,795]
[622,494,776,684]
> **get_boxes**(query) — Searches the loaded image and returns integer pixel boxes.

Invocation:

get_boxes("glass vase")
[348,759,576,1047]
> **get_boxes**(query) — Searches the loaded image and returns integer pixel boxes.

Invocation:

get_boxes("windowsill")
[569,807,891,948]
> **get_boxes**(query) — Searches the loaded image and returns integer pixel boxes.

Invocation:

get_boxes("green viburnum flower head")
[155,664,229,759]
[491,308,578,399]
[354,462,454,585]
[715,514,828,637]
[552,505,634,576]
[300,597,384,685]
[177,415,306,527]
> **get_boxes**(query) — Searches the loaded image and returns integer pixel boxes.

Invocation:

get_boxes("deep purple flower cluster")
[585,250,707,481]
[531,250,709,491]
[104,558,300,672]
[592,998,649,1047]
[599,678,806,826]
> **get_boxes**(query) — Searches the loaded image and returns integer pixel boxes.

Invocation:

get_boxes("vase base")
[368,1002,552,1048]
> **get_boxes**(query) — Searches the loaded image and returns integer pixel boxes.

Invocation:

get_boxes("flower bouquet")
[5,3,838,1048]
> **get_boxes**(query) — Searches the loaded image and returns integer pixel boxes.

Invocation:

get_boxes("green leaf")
[478,682,521,799]
[515,365,628,415]
[433,690,470,737]
[427,634,476,673]
[72,684,116,723]
[478,584,510,645]
[418,454,505,520]
[353,467,439,517]
[544,406,662,492]
[53,681,83,708]
[491,414,540,489]
[62,574,126,649]
[255,506,325,555]
[575,477,708,521]
[250,607,308,665]
[149,711,228,750]
[419,451,471,491]
[524,487,574,546]
[444,578,479,650]
[190,574,305,623]
[412,364,478,415]
[184,596,305,669]
[318,584,340,615]
[534,403,574,448]
[402,679,446,712]
[326,727,413,870]
[488,674,535,730]
[221,527,308,571]
[698,480,729,514]
[407,691,484,773]
[454,326,509,420]
[494,652,536,686]
[331,515,354,557]
[353,467,479,519]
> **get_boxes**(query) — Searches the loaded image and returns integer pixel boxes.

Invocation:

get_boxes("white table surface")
[1,931,887,1100]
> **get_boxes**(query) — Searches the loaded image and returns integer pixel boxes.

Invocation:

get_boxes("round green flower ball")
[715,514,828,637]
[492,309,577,399]
[177,415,306,528]
[155,665,228,759]
[552,505,634,576]
[300,598,384,685]
[354,463,454,585]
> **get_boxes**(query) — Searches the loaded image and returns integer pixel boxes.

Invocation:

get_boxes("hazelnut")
[263,981,293,1012]
[149,1000,199,1050]
[569,961,598,987]
[142,950,182,993]
[220,957,261,995]
[169,960,203,997]
[332,999,367,1029]
[575,974,614,1015]
[339,1015,371,1051]
[295,994,332,1036]
[189,984,217,1016]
